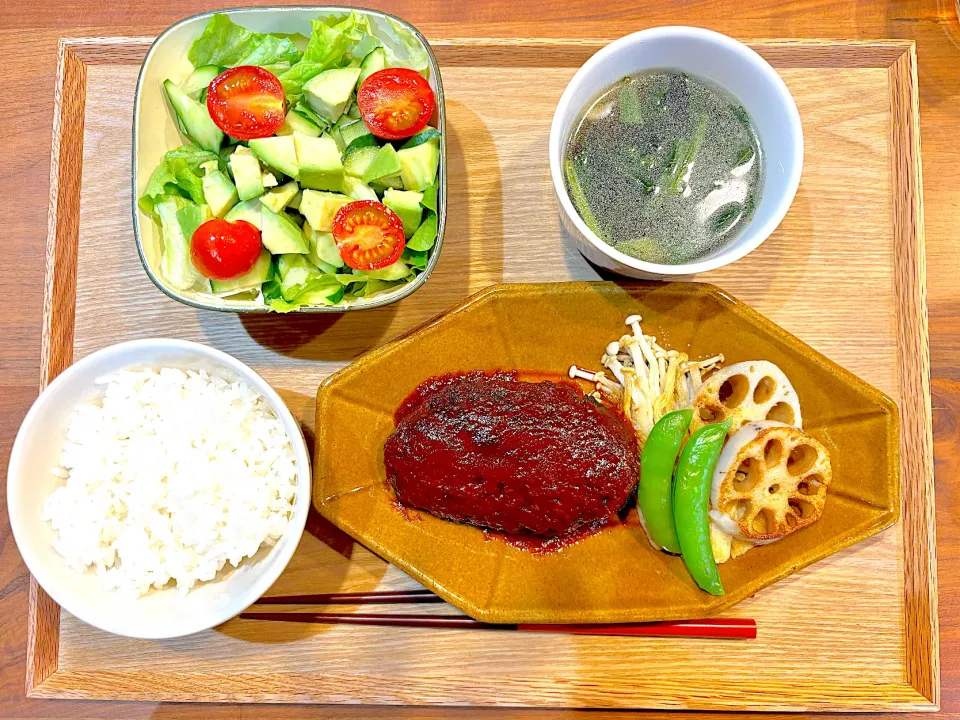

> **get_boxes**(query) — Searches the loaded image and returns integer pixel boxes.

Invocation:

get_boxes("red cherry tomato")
[206,66,285,141]
[332,201,406,271]
[190,219,263,280]
[357,68,435,141]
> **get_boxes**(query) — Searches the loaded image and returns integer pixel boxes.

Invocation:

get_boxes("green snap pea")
[673,419,732,595]
[638,409,692,554]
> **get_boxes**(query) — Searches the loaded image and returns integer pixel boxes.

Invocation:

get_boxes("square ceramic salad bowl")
[133,6,446,313]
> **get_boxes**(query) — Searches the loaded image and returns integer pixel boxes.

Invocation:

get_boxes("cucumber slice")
[296,284,345,306]
[181,65,220,98]
[209,248,273,295]
[339,119,373,149]
[358,47,387,86]
[400,127,440,150]
[163,80,224,153]
[343,145,380,179]
[277,110,322,138]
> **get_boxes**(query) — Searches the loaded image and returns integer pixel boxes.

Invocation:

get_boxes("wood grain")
[889,45,940,707]
[14,36,933,711]
[1,2,959,718]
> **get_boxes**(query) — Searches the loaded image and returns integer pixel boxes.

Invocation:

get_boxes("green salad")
[139,11,442,311]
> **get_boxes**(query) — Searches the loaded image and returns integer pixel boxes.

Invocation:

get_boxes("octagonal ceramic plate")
[313,282,899,624]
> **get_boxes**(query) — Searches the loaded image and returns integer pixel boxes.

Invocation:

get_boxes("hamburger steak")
[383,372,641,538]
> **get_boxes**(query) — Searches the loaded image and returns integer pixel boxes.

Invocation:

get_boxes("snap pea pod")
[638,409,692,554]
[673,419,732,595]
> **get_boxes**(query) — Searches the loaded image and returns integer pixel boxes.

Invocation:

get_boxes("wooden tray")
[30,36,937,710]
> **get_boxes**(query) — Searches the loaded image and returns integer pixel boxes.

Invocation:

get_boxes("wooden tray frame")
[28,36,937,709]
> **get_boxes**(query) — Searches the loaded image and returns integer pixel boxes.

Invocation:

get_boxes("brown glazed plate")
[313,281,900,624]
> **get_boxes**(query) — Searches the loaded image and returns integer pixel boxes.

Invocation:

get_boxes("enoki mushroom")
[569,314,723,443]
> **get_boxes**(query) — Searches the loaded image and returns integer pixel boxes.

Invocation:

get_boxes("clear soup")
[564,70,763,265]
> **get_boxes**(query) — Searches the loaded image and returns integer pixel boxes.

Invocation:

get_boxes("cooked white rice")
[42,367,298,597]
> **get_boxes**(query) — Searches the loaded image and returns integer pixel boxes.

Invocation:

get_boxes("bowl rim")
[6,338,311,638]
[132,5,447,313]
[548,25,804,276]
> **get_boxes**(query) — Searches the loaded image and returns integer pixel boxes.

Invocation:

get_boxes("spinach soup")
[564,70,762,265]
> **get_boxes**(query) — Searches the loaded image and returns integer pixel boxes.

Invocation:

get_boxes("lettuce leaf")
[400,248,430,270]
[420,181,438,212]
[406,211,438,251]
[278,12,372,101]
[138,144,219,215]
[372,16,431,76]
[301,12,371,65]
[188,14,301,68]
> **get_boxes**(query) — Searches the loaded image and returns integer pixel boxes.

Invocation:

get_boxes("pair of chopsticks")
[239,589,756,640]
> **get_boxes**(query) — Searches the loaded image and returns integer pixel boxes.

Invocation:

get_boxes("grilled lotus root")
[690,360,802,436]
[710,421,832,553]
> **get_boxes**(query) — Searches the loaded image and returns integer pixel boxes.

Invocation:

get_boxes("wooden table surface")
[1,1,957,717]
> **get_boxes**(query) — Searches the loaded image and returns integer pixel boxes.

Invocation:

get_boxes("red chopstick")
[244,589,755,639]
[239,611,755,639]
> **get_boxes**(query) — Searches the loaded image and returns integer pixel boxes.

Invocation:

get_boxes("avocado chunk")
[163,80,224,153]
[397,137,439,191]
[343,145,380,179]
[276,110,322,138]
[199,161,239,218]
[305,222,345,269]
[288,190,303,211]
[299,190,351,232]
[224,199,263,229]
[371,174,404,193]
[358,47,387,86]
[260,181,299,213]
[304,67,362,124]
[382,188,423,237]
[262,207,309,254]
[341,175,378,201]
[156,199,209,292]
[210,248,273,295]
[249,136,300,180]
[362,144,402,184]
[228,146,265,201]
[181,65,220,99]
[294,133,344,191]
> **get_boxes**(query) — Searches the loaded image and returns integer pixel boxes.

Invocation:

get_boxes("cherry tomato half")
[206,66,285,141]
[357,68,435,141]
[332,201,406,271]
[190,219,263,280]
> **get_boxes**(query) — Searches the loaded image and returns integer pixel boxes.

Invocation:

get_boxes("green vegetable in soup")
[564,158,604,238]
[618,81,643,125]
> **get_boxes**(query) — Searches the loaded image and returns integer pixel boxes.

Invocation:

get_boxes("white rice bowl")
[7,339,311,638]
[43,367,298,597]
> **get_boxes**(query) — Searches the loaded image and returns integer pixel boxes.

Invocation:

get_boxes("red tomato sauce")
[384,371,641,550]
